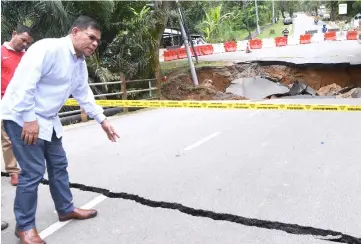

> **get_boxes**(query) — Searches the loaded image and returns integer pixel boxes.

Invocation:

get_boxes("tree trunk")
[331,2,337,21]
[150,1,170,98]
[289,9,294,17]
[327,1,338,21]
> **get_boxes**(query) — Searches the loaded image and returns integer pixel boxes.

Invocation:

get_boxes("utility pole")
[255,0,261,34]
[176,0,199,86]
[179,5,199,64]
[272,0,275,24]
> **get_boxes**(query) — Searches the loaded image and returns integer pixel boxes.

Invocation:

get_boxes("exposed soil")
[161,64,247,100]
[160,61,361,100]
[254,62,361,90]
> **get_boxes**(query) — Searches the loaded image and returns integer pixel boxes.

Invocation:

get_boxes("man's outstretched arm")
[71,69,119,142]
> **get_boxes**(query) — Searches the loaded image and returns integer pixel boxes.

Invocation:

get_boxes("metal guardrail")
[59,75,160,120]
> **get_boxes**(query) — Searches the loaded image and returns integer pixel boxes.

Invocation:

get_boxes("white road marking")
[249,111,261,117]
[39,195,107,239]
[184,132,221,151]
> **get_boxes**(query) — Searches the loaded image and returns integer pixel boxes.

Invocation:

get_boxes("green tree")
[197,4,234,41]
[1,1,70,43]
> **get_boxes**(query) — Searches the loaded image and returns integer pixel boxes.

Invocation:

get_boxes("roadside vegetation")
[257,19,293,39]
[1,0,360,82]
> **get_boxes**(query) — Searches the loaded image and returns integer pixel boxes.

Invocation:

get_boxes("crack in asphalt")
[2,172,360,244]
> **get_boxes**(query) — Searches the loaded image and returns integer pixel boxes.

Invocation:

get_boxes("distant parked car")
[283,17,293,25]
[352,13,361,29]
[323,14,330,21]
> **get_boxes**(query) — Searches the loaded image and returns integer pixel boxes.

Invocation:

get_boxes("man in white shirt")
[1,15,119,244]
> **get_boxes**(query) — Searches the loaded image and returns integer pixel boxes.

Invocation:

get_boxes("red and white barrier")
[287,36,299,45]
[212,43,225,54]
[236,40,248,51]
[310,33,324,43]
[262,38,276,48]
[162,31,359,61]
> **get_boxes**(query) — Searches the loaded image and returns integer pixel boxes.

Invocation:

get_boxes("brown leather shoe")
[10,174,18,186]
[1,221,9,230]
[15,227,46,244]
[58,208,97,222]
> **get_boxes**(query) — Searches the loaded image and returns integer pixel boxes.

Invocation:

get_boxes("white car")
[352,13,361,29]
[323,14,330,21]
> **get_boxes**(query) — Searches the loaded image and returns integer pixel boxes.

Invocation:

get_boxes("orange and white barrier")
[346,31,358,40]
[275,37,288,47]
[224,41,237,52]
[287,36,299,45]
[262,38,276,48]
[249,39,262,49]
[336,32,347,41]
[300,34,312,44]
[162,32,358,61]
[212,43,225,54]
[236,40,248,51]
[311,33,324,43]
[324,31,337,41]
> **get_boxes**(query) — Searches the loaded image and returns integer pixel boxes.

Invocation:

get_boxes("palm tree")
[1,1,71,43]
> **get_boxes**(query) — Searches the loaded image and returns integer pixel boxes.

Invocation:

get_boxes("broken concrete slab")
[226,77,290,100]
[227,78,319,100]
[277,95,336,99]
[336,88,361,98]
[317,83,342,96]
[288,81,317,96]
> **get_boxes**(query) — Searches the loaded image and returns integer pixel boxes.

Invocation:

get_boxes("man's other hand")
[101,119,119,142]
[22,121,39,145]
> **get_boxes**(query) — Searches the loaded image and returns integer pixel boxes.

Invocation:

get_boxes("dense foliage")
[1,0,359,80]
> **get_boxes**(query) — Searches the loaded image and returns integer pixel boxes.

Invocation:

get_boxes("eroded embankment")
[161,61,361,100]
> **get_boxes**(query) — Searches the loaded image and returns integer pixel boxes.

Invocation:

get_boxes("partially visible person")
[322,24,328,33]
[314,15,319,25]
[1,24,33,186]
[282,28,289,37]
[1,15,119,244]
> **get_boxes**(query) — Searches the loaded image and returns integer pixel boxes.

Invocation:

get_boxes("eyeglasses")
[85,32,101,45]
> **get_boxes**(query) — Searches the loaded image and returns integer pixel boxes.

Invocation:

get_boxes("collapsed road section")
[161,61,361,100]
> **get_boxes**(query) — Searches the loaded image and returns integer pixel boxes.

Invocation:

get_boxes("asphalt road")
[292,13,329,38]
[198,41,361,64]
[2,98,361,244]
[1,12,360,244]
[197,13,361,64]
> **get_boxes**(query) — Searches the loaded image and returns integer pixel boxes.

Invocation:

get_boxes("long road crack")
[2,172,360,244]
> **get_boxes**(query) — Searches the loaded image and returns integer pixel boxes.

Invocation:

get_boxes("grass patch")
[208,29,250,43]
[238,30,250,40]
[257,20,293,39]
[160,60,228,76]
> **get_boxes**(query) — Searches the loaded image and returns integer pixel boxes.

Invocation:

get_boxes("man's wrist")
[22,110,37,122]
[95,114,107,124]
[100,118,107,125]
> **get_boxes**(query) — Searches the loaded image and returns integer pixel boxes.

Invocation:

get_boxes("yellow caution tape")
[64,99,361,112]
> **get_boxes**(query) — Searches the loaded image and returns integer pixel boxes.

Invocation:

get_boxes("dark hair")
[69,15,101,33]
[15,24,32,36]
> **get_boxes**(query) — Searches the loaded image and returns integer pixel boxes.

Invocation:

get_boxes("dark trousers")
[3,120,74,231]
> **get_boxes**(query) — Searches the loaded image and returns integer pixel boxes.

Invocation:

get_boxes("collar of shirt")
[2,42,25,53]
[65,35,85,61]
